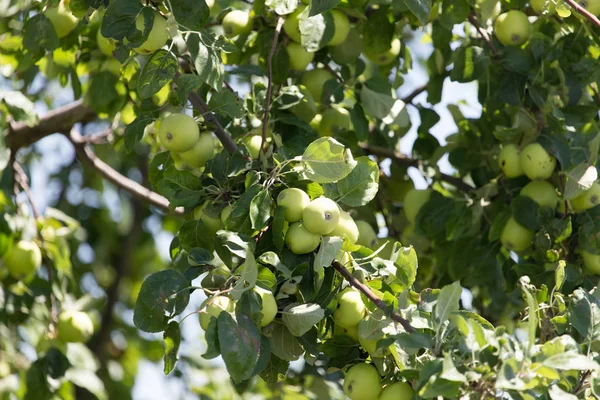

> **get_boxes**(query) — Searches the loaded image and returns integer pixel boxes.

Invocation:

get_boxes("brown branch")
[359,144,418,166]
[439,172,476,193]
[573,370,591,394]
[401,84,428,104]
[261,17,285,154]
[468,12,498,56]
[332,261,414,333]
[563,0,600,27]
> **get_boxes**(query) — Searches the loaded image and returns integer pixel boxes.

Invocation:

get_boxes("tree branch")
[573,370,591,394]
[468,12,498,56]
[563,0,600,27]
[262,17,284,154]
[332,261,414,333]
[401,84,428,104]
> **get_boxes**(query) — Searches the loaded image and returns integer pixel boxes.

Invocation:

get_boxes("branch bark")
[331,261,415,333]
[401,84,428,104]
[563,0,600,27]
[468,13,498,56]
[261,17,284,154]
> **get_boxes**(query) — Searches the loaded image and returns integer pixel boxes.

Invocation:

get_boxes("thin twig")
[563,0,600,27]
[439,172,476,193]
[261,17,285,154]
[468,12,498,56]
[401,84,428,104]
[573,370,591,394]
[331,261,415,333]
[359,144,419,166]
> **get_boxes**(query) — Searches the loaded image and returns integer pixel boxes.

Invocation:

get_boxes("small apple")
[581,250,600,275]
[57,310,94,343]
[3,240,42,280]
[221,204,233,225]
[283,6,306,43]
[100,59,121,76]
[97,29,116,56]
[328,10,350,46]
[242,135,268,159]
[178,132,216,168]
[157,113,199,152]
[519,143,556,180]
[199,295,233,330]
[531,0,556,14]
[379,382,414,400]
[500,217,533,252]
[333,288,366,328]
[578,0,600,16]
[256,286,278,326]
[301,68,335,103]
[494,10,531,47]
[302,197,340,235]
[309,114,322,131]
[404,188,431,224]
[355,220,377,249]
[364,37,401,66]
[290,85,318,123]
[343,363,382,400]
[570,182,600,212]
[277,188,310,222]
[335,323,359,341]
[44,2,79,38]
[134,10,169,54]
[285,222,321,254]
[329,210,359,246]
[222,10,253,38]
[194,202,224,233]
[316,106,351,137]
[66,0,88,18]
[499,144,523,178]
[520,180,558,209]
[329,29,362,65]
[286,42,314,71]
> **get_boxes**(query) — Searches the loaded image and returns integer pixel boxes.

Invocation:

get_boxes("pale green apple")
[570,182,600,212]
[328,10,350,46]
[3,240,42,279]
[178,132,216,168]
[379,382,414,400]
[222,10,253,38]
[343,363,382,400]
[256,286,278,326]
[364,37,401,66]
[194,202,223,233]
[404,188,431,224]
[97,29,116,56]
[309,113,322,131]
[242,135,266,159]
[333,288,366,328]
[302,197,340,235]
[329,210,359,246]
[335,323,359,341]
[499,144,523,178]
[134,10,169,54]
[355,220,377,248]
[494,10,531,47]
[581,250,600,275]
[157,113,199,152]
[277,188,310,222]
[44,3,79,38]
[285,222,321,254]
[57,310,94,343]
[500,217,533,252]
[519,143,556,180]
[283,6,306,43]
[221,204,233,225]
[531,0,556,14]
[301,68,335,103]
[100,58,121,76]
[316,106,351,136]
[520,180,558,209]
[290,85,318,123]
[286,42,314,71]
[329,29,362,65]
[199,295,233,330]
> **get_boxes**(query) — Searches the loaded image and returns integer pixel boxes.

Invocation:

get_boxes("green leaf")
[308,0,340,16]
[163,321,181,375]
[202,317,221,359]
[299,11,335,52]
[133,270,190,333]
[137,50,178,99]
[188,33,224,90]
[0,90,38,126]
[249,189,273,231]
[101,0,143,41]
[402,0,431,25]
[86,72,121,114]
[266,0,298,15]
[542,352,599,371]
[157,167,203,208]
[433,281,461,339]
[362,8,394,54]
[568,289,600,341]
[208,90,244,118]
[302,137,357,183]
[269,321,305,361]
[450,46,489,83]
[231,252,259,300]
[512,196,541,231]
[336,156,380,207]
[548,384,577,400]
[178,220,216,252]
[23,15,59,55]
[350,104,369,141]
[226,185,262,234]
[441,353,466,382]
[123,115,152,152]
[563,163,598,200]
[24,359,52,400]
[217,312,261,383]
[258,251,292,279]
[259,354,289,389]
[65,369,107,400]
[394,245,419,293]
[176,74,204,103]
[170,0,209,31]
[360,85,409,126]
[521,284,538,352]
[313,236,342,273]
[281,303,325,336]
[272,207,287,252]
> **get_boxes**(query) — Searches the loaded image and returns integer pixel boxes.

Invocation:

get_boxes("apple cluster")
[344,362,414,400]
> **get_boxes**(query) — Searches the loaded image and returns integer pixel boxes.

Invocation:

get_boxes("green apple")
[335,323,359,341]
[330,210,359,245]
[194,202,223,233]
[500,217,533,252]
[3,240,42,279]
[290,85,318,123]
[134,10,169,54]
[178,132,216,168]
[256,286,278,326]
[520,180,558,209]
[358,335,379,354]
[97,29,116,56]
[499,144,523,178]
[404,189,431,224]
[100,59,121,76]
[343,363,382,400]
[310,114,322,131]
[379,382,414,400]
[570,182,600,212]
[221,204,233,225]
[277,188,310,222]
[285,222,321,254]
[333,288,366,328]
[364,37,401,66]
[302,197,340,235]
[66,0,89,18]
[494,10,531,47]
[301,69,335,103]
[581,250,600,275]
[222,10,253,38]
[355,220,377,248]
[519,143,556,180]
[328,10,350,46]
[531,0,556,14]
[578,0,600,16]
[329,29,362,65]
[286,42,314,71]
[316,106,351,136]
[242,134,267,159]
[44,2,79,38]
[199,295,233,330]
[57,310,94,343]
[158,113,199,152]
[283,6,306,43]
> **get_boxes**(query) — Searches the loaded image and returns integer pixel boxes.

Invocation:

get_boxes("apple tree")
[0,0,600,398]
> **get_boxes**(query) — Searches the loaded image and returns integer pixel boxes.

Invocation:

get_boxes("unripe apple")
[404,188,431,224]
[286,42,314,71]
[283,6,306,43]
[570,182,600,212]
[335,323,359,341]
[222,10,253,38]
[290,85,318,123]
[256,286,277,326]
[301,68,335,103]
[3,240,42,280]
[531,0,556,14]
[285,222,321,254]
[277,188,310,222]
[520,180,558,209]
[500,217,533,252]
[328,10,350,46]
[333,288,366,328]
[221,204,233,225]
[44,2,79,38]
[97,29,116,56]
[302,197,340,235]
[178,132,216,168]
[199,295,233,330]
[330,210,359,246]
[343,363,382,400]
[57,310,94,343]
[379,382,414,400]
[355,220,377,248]
[578,0,600,16]
[242,135,267,159]
[494,10,531,47]
[499,144,523,178]
[309,114,322,131]
[134,10,169,54]
[519,143,556,180]
[316,106,351,136]
[364,37,401,66]
[157,113,199,152]
[194,202,224,233]
[100,59,121,76]
[581,250,600,275]
[329,29,362,65]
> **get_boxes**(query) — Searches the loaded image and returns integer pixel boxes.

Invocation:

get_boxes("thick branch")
[332,261,414,333]
[262,17,284,153]
[563,0,600,27]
